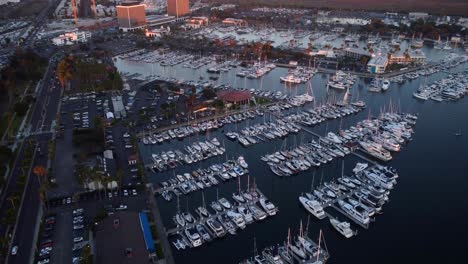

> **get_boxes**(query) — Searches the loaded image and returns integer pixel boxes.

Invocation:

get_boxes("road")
[0,52,63,264]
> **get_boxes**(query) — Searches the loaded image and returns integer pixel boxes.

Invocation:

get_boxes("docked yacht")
[196,224,212,243]
[358,141,392,162]
[338,200,370,225]
[329,218,355,238]
[280,75,302,84]
[259,198,278,216]
[206,218,226,237]
[219,197,232,209]
[184,228,202,247]
[227,210,247,229]
[382,79,390,91]
[237,206,254,224]
[299,196,326,219]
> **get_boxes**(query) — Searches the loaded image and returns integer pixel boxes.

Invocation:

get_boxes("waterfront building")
[185,16,209,29]
[341,47,371,59]
[367,55,388,73]
[222,18,247,27]
[52,31,91,46]
[218,91,252,106]
[408,12,429,21]
[389,50,426,65]
[167,0,190,18]
[117,3,147,32]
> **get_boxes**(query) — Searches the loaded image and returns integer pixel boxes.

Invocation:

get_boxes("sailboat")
[443,37,452,50]
[434,35,443,49]
[173,195,186,226]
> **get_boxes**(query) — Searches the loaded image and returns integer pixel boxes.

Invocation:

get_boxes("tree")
[57,56,74,88]
[13,101,29,116]
[33,165,47,186]
[202,88,216,100]
[7,195,19,209]
[0,145,12,163]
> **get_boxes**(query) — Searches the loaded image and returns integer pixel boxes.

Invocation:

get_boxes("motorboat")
[259,198,277,216]
[206,218,226,238]
[329,218,355,238]
[299,196,326,219]
[219,197,232,209]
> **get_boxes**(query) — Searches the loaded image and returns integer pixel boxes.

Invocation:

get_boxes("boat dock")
[166,188,276,237]
[154,169,249,196]
[299,125,378,166]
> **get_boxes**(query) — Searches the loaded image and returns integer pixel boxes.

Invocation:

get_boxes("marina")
[167,187,279,249]
[155,156,250,198]
[128,32,467,264]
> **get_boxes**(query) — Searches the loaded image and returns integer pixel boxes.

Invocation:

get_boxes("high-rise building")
[116,2,147,32]
[167,0,189,18]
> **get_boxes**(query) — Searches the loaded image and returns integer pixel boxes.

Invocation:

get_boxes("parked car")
[11,245,18,255]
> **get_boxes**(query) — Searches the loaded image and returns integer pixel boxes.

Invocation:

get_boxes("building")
[185,16,209,29]
[111,95,126,119]
[145,26,171,38]
[167,0,190,18]
[367,55,388,74]
[95,212,155,263]
[146,14,177,27]
[218,91,252,105]
[341,47,370,59]
[388,50,426,65]
[408,12,429,21]
[117,3,147,32]
[222,18,247,27]
[51,31,91,46]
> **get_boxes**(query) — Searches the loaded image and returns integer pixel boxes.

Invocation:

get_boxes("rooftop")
[218,91,252,103]
[95,211,150,264]
[368,55,389,66]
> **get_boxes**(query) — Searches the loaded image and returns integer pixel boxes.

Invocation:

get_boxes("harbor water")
[123,54,468,263]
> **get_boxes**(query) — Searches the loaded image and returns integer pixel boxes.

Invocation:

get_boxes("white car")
[116,204,127,211]
[37,258,50,264]
[11,245,18,255]
[73,224,84,230]
[108,192,113,199]
[132,189,137,196]
[123,190,129,196]
[73,237,83,243]
[73,208,84,215]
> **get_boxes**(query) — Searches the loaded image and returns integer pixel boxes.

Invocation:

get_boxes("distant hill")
[209,0,468,16]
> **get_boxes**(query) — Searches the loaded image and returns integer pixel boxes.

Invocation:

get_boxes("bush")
[13,101,29,116]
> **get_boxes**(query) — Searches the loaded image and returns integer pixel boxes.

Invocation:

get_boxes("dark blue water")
[137,62,468,263]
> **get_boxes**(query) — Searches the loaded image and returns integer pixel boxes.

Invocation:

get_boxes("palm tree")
[7,195,19,209]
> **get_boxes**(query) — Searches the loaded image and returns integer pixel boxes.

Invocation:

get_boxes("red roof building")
[217,91,252,105]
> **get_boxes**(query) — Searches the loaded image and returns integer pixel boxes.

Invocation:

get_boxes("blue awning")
[139,212,156,254]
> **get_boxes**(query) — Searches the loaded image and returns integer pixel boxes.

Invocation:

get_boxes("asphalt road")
[2,53,63,264]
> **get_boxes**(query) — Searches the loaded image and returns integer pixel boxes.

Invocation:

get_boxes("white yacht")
[358,141,392,162]
[259,198,277,216]
[329,218,355,238]
[227,210,247,229]
[280,75,301,84]
[299,196,326,219]
[184,228,202,247]
[382,79,390,91]
[338,200,370,225]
